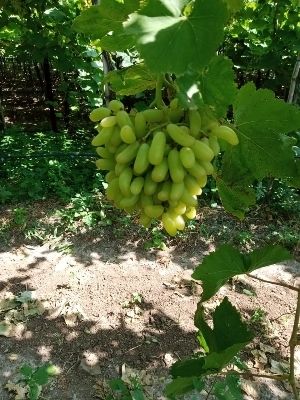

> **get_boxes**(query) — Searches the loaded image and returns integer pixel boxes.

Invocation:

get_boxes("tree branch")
[247,273,299,293]
[288,52,300,104]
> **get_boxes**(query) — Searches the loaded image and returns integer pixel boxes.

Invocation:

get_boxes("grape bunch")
[90,99,238,236]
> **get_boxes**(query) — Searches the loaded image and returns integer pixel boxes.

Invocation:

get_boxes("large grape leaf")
[175,55,237,113]
[164,376,204,397]
[170,298,253,378]
[72,0,139,37]
[192,245,292,301]
[233,83,300,180]
[124,0,228,74]
[216,145,256,218]
[104,64,157,95]
[201,56,237,117]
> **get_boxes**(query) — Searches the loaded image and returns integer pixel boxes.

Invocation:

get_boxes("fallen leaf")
[5,381,27,399]
[259,343,276,354]
[0,321,13,337]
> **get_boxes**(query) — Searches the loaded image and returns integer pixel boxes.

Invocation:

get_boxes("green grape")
[148,131,166,165]
[170,213,185,231]
[116,142,139,164]
[171,202,186,215]
[106,178,120,201]
[157,181,171,201]
[134,143,150,175]
[197,174,207,188]
[120,125,136,144]
[170,182,185,201]
[185,206,197,219]
[95,158,115,170]
[210,125,239,145]
[166,124,195,147]
[115,162,127,177]
[119,167,133,197]
[180,189,197,207]
[200,161,214,175]
[144,173,157,196]
[130,177,144,195]
[142,109,164,123]
[208,135,220,155]
[109,126,122,147]
[105,171,117,182]
[100,116,117,128]
[116,110,134,128]
[189,110,202,137]
[184,175,202,196]
[134,112,147,138]
[108,99,124,113]
[140,193,153,207]
[168,108,184,123]
[89,107,111,122]
[168,149,185,183]
[187,162,207,179]
[162,212,177,236]
[96,147,113,158]
[193,140,214,162]
[119,195,139,208]
[139,213,152,228]
[151,158,168,182]
[92,127,114,146]
[179,147,196,168]
[169,98,179,110]
[144,205,164,218]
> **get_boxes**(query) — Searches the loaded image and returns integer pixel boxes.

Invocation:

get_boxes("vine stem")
[219,371,289,382]
[151,74,165,109]
[289,290,300,400]
[246,273,300,293]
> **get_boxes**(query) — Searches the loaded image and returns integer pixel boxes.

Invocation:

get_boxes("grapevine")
[90,98,239,236]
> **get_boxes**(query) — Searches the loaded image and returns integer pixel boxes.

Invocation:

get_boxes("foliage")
[5,362,59,400]
[166,245,295,397]
[0,128,102,203]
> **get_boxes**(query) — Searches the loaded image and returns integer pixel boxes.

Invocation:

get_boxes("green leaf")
[165,376,204,397]
[20,364,33,378]
[201,56,237,117]
[213,373,244,400]
[100,29,135,51]
[233,83,300,180]
[224,0,244,12]
[192,244,292,301]
[105,64,157,95]
[28,382,41,400]
[124,0,228,74]
[32,364,51,385]
[171,298,253,377]
[72,0,139,37]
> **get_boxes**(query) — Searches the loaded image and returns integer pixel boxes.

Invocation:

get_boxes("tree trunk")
[288,52,300,104]
[42,56,58,132]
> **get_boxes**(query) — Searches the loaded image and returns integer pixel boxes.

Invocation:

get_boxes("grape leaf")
[192,244,292,301]
[100,28,135,52]
[216,145,256,218]
[165,376,204,397]
[105,64,157,95]
[72,0,139,37]
[201,55,237,117]
[233,83,300,180]
[213,373,244,400]
[124,0,228,74]
[224,0,244,12]
[171,298,253,377]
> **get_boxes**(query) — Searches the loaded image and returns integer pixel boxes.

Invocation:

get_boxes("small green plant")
[122,292,143,309]
[5,362,60,400]
[12,207,28,228]
[250,308,267,323]
[144,227,167,250]
[106,376,147,400]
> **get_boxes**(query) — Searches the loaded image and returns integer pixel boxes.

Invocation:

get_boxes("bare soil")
[0,214,299,400]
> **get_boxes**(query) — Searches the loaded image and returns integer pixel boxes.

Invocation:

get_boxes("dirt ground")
[0,224,299,399]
